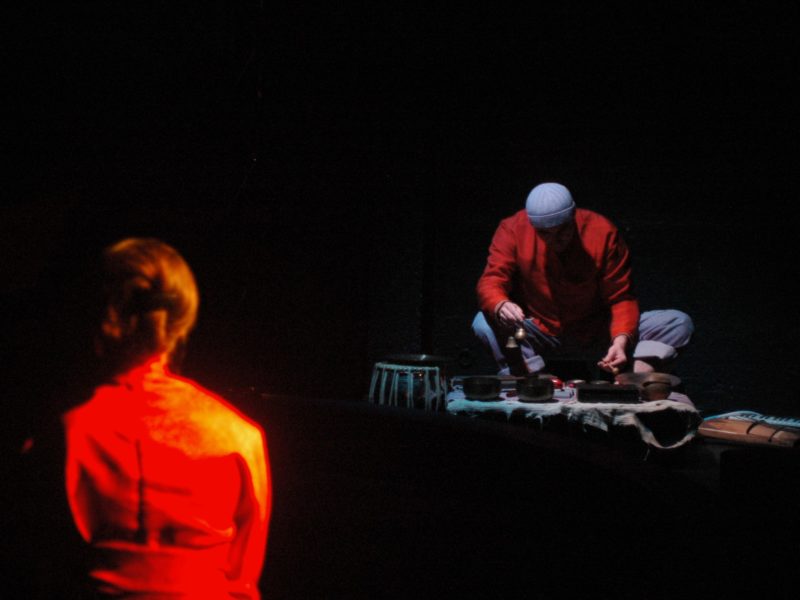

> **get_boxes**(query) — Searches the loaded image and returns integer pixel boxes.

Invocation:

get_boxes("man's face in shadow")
[534,220,577,254]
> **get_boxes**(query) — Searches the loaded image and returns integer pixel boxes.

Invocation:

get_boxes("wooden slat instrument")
[698,411,800,447]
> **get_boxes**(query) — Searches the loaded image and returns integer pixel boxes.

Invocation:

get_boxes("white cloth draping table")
[446,387,701,450]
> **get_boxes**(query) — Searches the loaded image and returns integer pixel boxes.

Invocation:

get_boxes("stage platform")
[241,393,800,599]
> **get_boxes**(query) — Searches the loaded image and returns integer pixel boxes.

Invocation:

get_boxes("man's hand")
[495,301,526,327]
[597,335,630,374]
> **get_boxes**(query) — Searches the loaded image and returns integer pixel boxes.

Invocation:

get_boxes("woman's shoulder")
[161,372,265,448]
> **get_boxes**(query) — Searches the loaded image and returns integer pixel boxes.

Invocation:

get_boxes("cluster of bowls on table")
[458,371,680,403]
[458,374,556,403]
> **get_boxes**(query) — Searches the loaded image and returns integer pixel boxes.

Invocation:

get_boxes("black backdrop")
[4,3,799,435]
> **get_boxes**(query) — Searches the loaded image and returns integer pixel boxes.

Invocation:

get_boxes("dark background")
[4,2,799,431]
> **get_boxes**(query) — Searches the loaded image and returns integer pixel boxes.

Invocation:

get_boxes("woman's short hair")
[98,238,199,366]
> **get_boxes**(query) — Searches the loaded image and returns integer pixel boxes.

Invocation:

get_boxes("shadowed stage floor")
[240,393,799,599]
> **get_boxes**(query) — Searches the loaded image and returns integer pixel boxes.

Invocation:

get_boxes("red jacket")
[63,356,271,599]
[477,208,639,343]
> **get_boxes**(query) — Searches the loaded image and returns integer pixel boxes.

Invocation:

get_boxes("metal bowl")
[516,375,555,403]
[614,372,681,388]
[462,376,502,401]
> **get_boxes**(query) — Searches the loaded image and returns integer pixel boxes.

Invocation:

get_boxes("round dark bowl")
[462,376,502,401]
[615,372,681,388]
[615,371,681,402]
[516,375,555,403]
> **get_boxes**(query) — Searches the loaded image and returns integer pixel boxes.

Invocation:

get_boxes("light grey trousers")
[472,309,694,374]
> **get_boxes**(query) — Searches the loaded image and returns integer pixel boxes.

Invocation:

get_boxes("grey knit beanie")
[525,183,576,228]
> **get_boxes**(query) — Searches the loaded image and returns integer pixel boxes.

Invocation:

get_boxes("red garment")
[477,208,639,342]
[63,356,271,599]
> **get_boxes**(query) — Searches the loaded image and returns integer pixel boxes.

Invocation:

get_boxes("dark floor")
[242,393,799,599]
